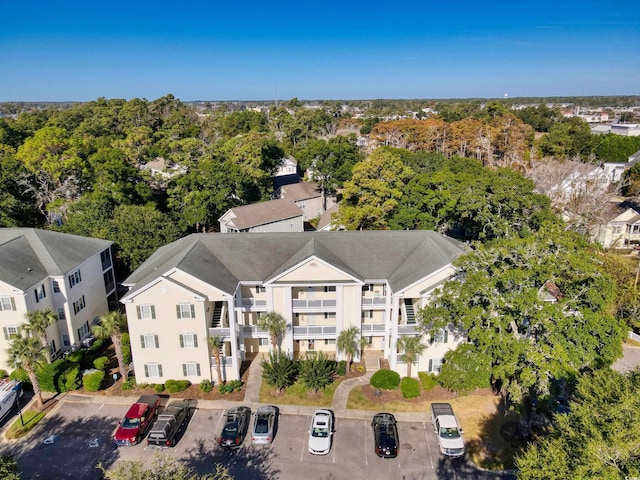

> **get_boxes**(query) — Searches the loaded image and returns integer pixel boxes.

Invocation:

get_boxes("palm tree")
[397,335,427,379]
[337,326,359,372]
[7,335,47,409]
[208,335,224,385]
[92,310,128,380]
[359,336,369,362]
[257,311,287,353]
[23,308,58,363]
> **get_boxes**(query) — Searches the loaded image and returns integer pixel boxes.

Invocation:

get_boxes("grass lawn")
[259,379,340,407]
[5,409,47,440]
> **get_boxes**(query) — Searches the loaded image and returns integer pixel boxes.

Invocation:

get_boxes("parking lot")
[6,398,512,480]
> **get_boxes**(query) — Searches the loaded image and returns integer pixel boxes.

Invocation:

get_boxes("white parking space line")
[332,438,336,463]
[83,403,105,422]
[363,420,368,466]
[423,421,435,470]
[299,427,307,462]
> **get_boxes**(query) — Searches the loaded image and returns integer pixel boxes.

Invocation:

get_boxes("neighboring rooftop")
[219,199,304,231]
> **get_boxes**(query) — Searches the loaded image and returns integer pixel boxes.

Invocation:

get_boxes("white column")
[389,294,401,371]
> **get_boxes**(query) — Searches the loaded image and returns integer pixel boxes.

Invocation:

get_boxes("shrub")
[200,380,213,393]
[400,377,421,399]
[0,369,8,378]
[370,369,401,390]
[62,364,81,391]
[37,359,66,392]
[418,372,439,391]
[121,377,136,391]
[82,370,105,392]
[337,360,347,376]
[154,383,165,393]
[357,365,366,372]
[165,379,191,393]
[121,333,131,365]
[261,352,298,390]
[93,356,109,371]
[298,352,336,393]
[64,350,84,364]
[89,337,107,353]
[218,380,243,394]
[9,368,29,385]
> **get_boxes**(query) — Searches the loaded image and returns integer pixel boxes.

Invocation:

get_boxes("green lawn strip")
[259,378,339,407]
[5,409,47,440]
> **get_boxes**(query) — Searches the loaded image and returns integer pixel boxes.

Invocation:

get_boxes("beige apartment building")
[0,228,116,371]
[121,231,466,383]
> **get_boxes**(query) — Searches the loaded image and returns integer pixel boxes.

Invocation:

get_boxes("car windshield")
[440,427,460,439]
[223,423,238,435]
[121,417,141,429]
[255,416,269,434]
[312,425,329,437]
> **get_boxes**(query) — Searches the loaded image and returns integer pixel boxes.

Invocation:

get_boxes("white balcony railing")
[292,299,337,309]
[242,325,269,337]
[361,297,388,306]
[210,355,234,367]
[208,327,231,338]
[236,298,268,309]
[398,324,419,335]
[396,355,418,364]
[361,323,386,334]
[292,325,337,337]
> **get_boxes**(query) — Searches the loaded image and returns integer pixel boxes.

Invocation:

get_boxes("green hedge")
[400,376,421,399]
[64,350,84,364]
[418,372,439,391]
[164,379,191,393]
[93,356,109,371]
[82,370,105,392]
[121,377,136,391]
[337,360,347,376]
[121,333,131,365]
[200,380,213,393]
[37,360,82,393]
[219,380,242,394]
[370,369,401,390]
[154,383,165,393]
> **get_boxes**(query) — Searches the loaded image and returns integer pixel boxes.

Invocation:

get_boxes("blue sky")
[1,0,638,101]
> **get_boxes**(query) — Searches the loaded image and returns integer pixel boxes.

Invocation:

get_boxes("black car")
[371,413,399,458]
[219,406,251,448]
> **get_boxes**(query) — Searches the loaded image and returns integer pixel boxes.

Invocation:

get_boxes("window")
[57,308,66,320]
[324,339,336,345]
[52,280,60,293]
[363,310,373,319]
[182,362,201,377]
[77,321,90,340]
[428,358,444,373]
[68,270,82,288]
[103,270,115,294]
[2,326,20,340]
[140,334,159,349]
[136,304,156,320]
[34,284,46,303]
[258,338,269,346]
[324,312,336,319]
[308,339,315,350]
[49,339,56,356]
[324,286,336,293]
[179,333,198,348]
[0,296,16,311]
[176,304,195,319]
[100,249,112,270]
[432,329,448,344]
[144,363,163,378]
[62,334,70,347]
[73,295,86,315]
[255,285,266,294]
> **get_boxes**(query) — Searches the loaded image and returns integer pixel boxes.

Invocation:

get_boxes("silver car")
[308,409,333,455]
[251,405,278,445]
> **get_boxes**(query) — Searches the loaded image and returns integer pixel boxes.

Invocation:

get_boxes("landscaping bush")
[218,380,242,394]
[418,372,439,391]
[82,370,105,392]
[261,352,298,390]
[37,359,66,392]
[370,369,401,390]
[62,364,81,391]
[64,350,84,364]
[93,356,109,371]
[200,379,213,393]
[121,377,136,391]
[9,368,29,385]
[337,360,347,376]
[121,333,131,365]
[298,352,336,393]
[164,379,191,393]
[89,337,107,353]
[0,369,8,378]
[153,383,165,393]
[400,376,421,399]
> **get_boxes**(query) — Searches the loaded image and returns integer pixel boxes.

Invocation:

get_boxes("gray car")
[251,405,278,445]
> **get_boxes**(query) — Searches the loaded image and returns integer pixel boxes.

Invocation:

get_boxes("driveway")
[612,344,640,373]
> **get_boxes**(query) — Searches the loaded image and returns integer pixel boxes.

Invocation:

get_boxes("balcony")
[361,296,389,307]
[361,323,386,334]
[242,325,269,337]
[292,299,337,311]
[292,325,337,338]
[210,355,234,367]
[398,324,420,335]
[236,298,268,310]
[208,327,231,339]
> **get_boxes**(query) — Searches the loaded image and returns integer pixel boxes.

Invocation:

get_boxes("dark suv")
[371,412,399,458]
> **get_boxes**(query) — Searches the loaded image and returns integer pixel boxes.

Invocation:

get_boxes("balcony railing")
[236,298,268,309]
[396,354,418,364]
[292,299,337,309]
[361,323,386,334]
[292,325,337,337]
[361,297,388,306]
[398,324,420,335]
[210,355,234,367]
[242,325,269,336]
[208,327,231,338]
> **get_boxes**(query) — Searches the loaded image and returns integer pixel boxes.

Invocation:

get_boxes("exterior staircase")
[211,301,223,328]
[404,299,416,324]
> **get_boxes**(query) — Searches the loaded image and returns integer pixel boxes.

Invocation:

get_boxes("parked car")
[114,394,161,446]
[430,403,465,457]
[147,399,190,447]
[251,405,278,445]
[219,406,251,448]
[371,413,399,458]
[308,409,333,455]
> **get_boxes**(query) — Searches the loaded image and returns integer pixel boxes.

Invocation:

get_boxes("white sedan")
[308,409,333,455]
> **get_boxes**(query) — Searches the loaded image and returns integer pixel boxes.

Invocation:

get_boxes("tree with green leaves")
[22,308,58,363]
[257,311,287,353]
[419,224,626,415]
[99,455,233,480]
[0,453,20,480]
[208,335,224,386]
[7,335,47,409]
[396,335,426,379]
[516,368,640,480]
[298,352,335,393]
[92,311,129,380]
[436,343,492,394]
[336,326,360,372]
[260,351,298,391]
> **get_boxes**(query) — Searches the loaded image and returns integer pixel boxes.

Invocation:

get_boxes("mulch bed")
[359,384,494,405]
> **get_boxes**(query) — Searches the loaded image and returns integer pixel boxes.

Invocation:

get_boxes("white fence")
[629,331,640,343]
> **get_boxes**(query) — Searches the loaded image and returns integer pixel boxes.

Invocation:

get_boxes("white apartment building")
[121,231,467,383]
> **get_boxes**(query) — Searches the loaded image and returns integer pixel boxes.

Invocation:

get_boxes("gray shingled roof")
[122,231,466,299]
[280,182,322,201]
[221,199,303,230]
[0,228,113,290]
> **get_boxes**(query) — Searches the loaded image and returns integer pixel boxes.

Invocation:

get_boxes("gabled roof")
[219,199,303,230]
[123,231,466,298]
[279,182,322,201]
[0,228,112,290]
